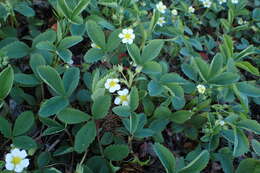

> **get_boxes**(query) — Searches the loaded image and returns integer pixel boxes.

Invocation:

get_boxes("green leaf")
[58,36,83,49]
[84,48,105,63]
[0,66,14,100]
[86,20,106,49]
[57,108,90,124]
[129,87,139,111]
[106,29,122,52]
[36,41,56,51]
[216,148,234,173]
[74,120,96,153]
[127,44,141,65]
[148,80,163,96]
[13,111,35,136]
[236,159,260,173]
[104,144,129,161]
[56,48,72,63]
[142,61,162,75]
[220,35,233,60]
[234,45,255,61]
[236,61,259,76]
[252,8,260,21]
[209,72,240,85]
[3,41,30,58]
[13,136,37,150]
[209,54,223,78]
[92,95,111,119]
[58,0,72,20]
[0,116,12,138]
[153,143,176,173]
[39,96,69,117]
[192,57,209,81]
[170,110,193,124]
[72,0,91,16]
[14,2,35,17]
[252,139,260,156]
[233,128,249,157]
[236,119,260,135]
[63,67,80,96]
[14,73,40,86]
[29,54,46,79]
[37,65,65,95]
[142,40,164,63]
[112,106,131,117]
[37,151,51,168]
[237,82,260,97]
[178,150,210,173]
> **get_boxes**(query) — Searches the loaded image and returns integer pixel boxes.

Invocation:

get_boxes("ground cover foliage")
[0,0,260,172]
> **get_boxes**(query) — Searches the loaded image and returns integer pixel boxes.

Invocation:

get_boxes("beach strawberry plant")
[0,0,260,172]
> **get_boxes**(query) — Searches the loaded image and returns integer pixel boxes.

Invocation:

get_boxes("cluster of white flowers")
[118,28,135,45]
[197,84,206,94]
[219,0,227,5]
[231,0,239,4]
[156,1,167,14]
[5,148,29,172]
[105,78,130,105]
[188,6,195,13]
[237,18,247,25]
[157,17,166,27]
[202,0,212,8]
[215,120,226,126]
[171,9,178,16]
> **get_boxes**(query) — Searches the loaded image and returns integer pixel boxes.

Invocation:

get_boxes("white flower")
[197,84,206,94]
[5,148,29,173]
[231,0,238,4]
[237,18,244,25]
[171,9,178,16]
[203,0,212,8]
[118,28,135,45]
[105,78,121,93]
[157,17,166,27]
[219,0,226,4]
[114,88,129,106]
[156,1,167,14]
[91,43,101,49]
[216,120,225,126]
[188,6,195,13]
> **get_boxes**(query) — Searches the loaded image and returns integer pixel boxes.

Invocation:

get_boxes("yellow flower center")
[12,157,22,165]
[124,33,132,39]
[109,81,117,87]
[120,95,128,102]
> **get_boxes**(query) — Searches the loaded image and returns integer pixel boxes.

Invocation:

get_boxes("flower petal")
[114,97,121,105]
[5,163,14,171]
[21,159,29,167]
[5,153,12,162]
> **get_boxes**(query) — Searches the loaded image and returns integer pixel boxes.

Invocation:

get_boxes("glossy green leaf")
[37,65,65,95]
[57,108,90,124]
[0,116,12,138]
[170,110,193,124]
[92,95,111,119]
[86,20,106,49]
[74,120,96,153]
[104,144,129,161]
[63,67,80,96]
[0,66,14,100]
[178,150,210,173]
[127,43,141,65]
[13,111,35,136]
[252,139,260,156]
[236,159,260,173]
[142,40,164,63]
[237,119,260,135]
[39,96,69,117]
[13,136,37,150]
[153,143,176,173]
[58,36,83,49]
